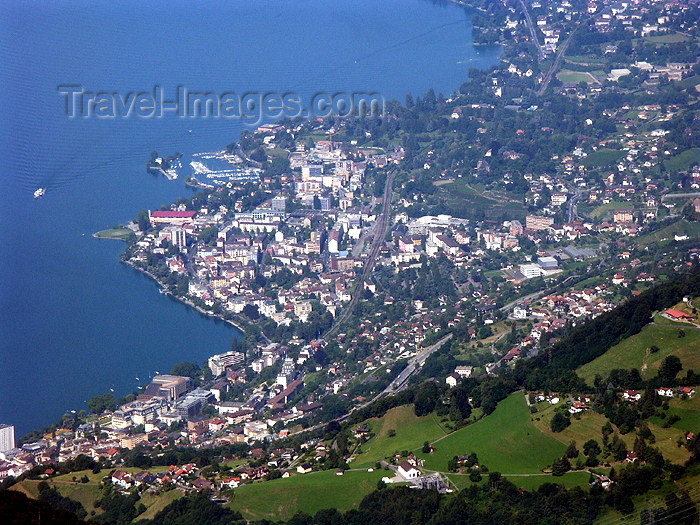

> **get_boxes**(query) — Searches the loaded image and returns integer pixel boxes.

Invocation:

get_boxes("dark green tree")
[414,381,442,417]
[550,412,570,433]
[198,226,218,246]
[170,362,200,378]
[136,209,151,232]
[658,355,682,383]
[551,456,571,476]
[87,393,115,414]
[583,439,601,458]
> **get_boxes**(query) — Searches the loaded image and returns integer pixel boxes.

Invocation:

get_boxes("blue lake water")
[0,0,499,436]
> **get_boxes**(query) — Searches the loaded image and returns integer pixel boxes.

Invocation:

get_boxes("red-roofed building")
[266,379,304,409]
[150,210,196,226]
[623,390,641,402]
[502,348,520,362]
[111,469,133,488]
[666,309,693,321]
[221,477,241,488]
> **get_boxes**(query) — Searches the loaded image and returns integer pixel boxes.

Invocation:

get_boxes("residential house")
[397,461,421,480]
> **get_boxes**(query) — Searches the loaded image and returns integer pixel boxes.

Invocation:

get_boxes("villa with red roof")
[666,309,693,321]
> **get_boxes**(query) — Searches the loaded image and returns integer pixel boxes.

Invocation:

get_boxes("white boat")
[34,187,45,199]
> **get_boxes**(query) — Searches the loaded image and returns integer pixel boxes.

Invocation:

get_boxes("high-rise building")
[0,424,15,452]
[172,227,187,248]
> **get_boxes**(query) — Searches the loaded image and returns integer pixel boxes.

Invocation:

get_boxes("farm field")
[637,220,700,245]
[565,55,606,65]
[679,75,700,89]
[531,403,608,449]
[229,469,385,521]
[351,404,445,468]
[504,471,591,491]
[532,399,691,464]
[137,489,186,520]
[588,201,638,219]
[665,148,700,172]
[10,467,180,519]
[448,470,590,491]
[581,148,625,168]
[557,70,599,84]
[650,396,700,434]
[417,393,566,474]
[645,421,691,465]
[644,32,692,44]
[11,477,105,517]
[439,179,527,220]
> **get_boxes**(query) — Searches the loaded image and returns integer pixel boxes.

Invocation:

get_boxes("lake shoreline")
[94,229,245,334]
[121,257,246,335]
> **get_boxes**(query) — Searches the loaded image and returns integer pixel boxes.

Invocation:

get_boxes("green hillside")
[502,471,592,491]
[417,392,566,474]
[350,395,598,492]
[636,219,700,245]
[649,395,700,434]
[11,467,183,520]
[577,316,700,384]
[229,469,385,521]
[665,148,700,172]
[351,404,446,468]
[532,398,691,465]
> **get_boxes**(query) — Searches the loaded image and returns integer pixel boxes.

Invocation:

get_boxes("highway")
[381,333,454,396]
[284,332,454,446]
[500,290,547,313]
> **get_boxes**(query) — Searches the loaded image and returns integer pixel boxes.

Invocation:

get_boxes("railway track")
[324,170,396,339]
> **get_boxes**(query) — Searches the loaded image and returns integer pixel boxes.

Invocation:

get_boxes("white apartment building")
[0,424,15,453]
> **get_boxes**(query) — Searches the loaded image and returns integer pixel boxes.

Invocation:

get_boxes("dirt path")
[432,412,450,436]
